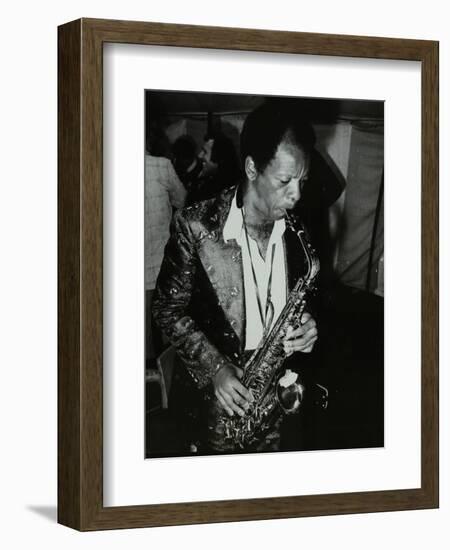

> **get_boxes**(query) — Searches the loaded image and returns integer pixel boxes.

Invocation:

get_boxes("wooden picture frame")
[58,17,439,530]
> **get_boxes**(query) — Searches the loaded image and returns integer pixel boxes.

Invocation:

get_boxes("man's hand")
[213,363,254,417]
[283,312,318,356]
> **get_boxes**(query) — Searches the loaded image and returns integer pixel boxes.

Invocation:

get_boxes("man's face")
[198,138,218,177]
[199,138,214,162]
[251,141,309,221]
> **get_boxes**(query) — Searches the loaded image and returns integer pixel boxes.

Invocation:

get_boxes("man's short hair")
[240,99,316,173]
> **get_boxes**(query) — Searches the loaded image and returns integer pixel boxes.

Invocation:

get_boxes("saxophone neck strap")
[242,208,276,336]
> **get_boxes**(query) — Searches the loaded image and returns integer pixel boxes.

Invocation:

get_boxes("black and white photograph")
[144,90,384,458]
[2,0,442,542]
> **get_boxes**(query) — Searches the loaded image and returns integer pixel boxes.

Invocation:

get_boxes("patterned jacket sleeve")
[152,209,228,389]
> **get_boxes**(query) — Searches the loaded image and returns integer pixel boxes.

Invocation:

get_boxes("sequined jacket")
[152,186,314,390]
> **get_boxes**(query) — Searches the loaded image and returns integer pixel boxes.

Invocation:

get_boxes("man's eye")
[280,179,290,185]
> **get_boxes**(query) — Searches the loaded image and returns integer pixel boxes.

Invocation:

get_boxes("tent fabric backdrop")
[335,122,384,293]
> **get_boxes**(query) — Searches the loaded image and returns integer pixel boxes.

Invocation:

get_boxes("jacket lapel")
[196,188,245,347]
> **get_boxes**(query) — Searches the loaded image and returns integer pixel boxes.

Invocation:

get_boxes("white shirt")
[223,193,287,349]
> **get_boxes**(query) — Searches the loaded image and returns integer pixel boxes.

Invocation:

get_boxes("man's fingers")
[285,326,317,353]
[287,321,317,339]
[218,389,241,416]
[218,388,246,417]
[300,325,318,342]
[231,378,254,403]
[301,311,312,323]
[215,390,234,417]
[234,366,244,379]
[284,334,318,354]
[293,340,315,353]
[230,388,252,411]
[214,365,253,416]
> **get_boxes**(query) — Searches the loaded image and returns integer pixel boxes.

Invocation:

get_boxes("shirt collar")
[223,190,286,244]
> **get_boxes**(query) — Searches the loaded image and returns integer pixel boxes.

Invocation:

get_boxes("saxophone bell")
[276,369,305,414]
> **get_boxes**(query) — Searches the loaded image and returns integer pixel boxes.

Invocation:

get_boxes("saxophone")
[220,213,320,449]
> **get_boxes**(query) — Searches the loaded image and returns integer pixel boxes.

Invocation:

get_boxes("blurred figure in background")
[172,134,204,197]
[185,132,240,205]
[145,120,187,362]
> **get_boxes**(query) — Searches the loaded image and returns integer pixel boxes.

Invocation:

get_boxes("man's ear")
[245,156,258,181]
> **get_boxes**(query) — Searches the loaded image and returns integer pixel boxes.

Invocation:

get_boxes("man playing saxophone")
[153,99,319,453]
